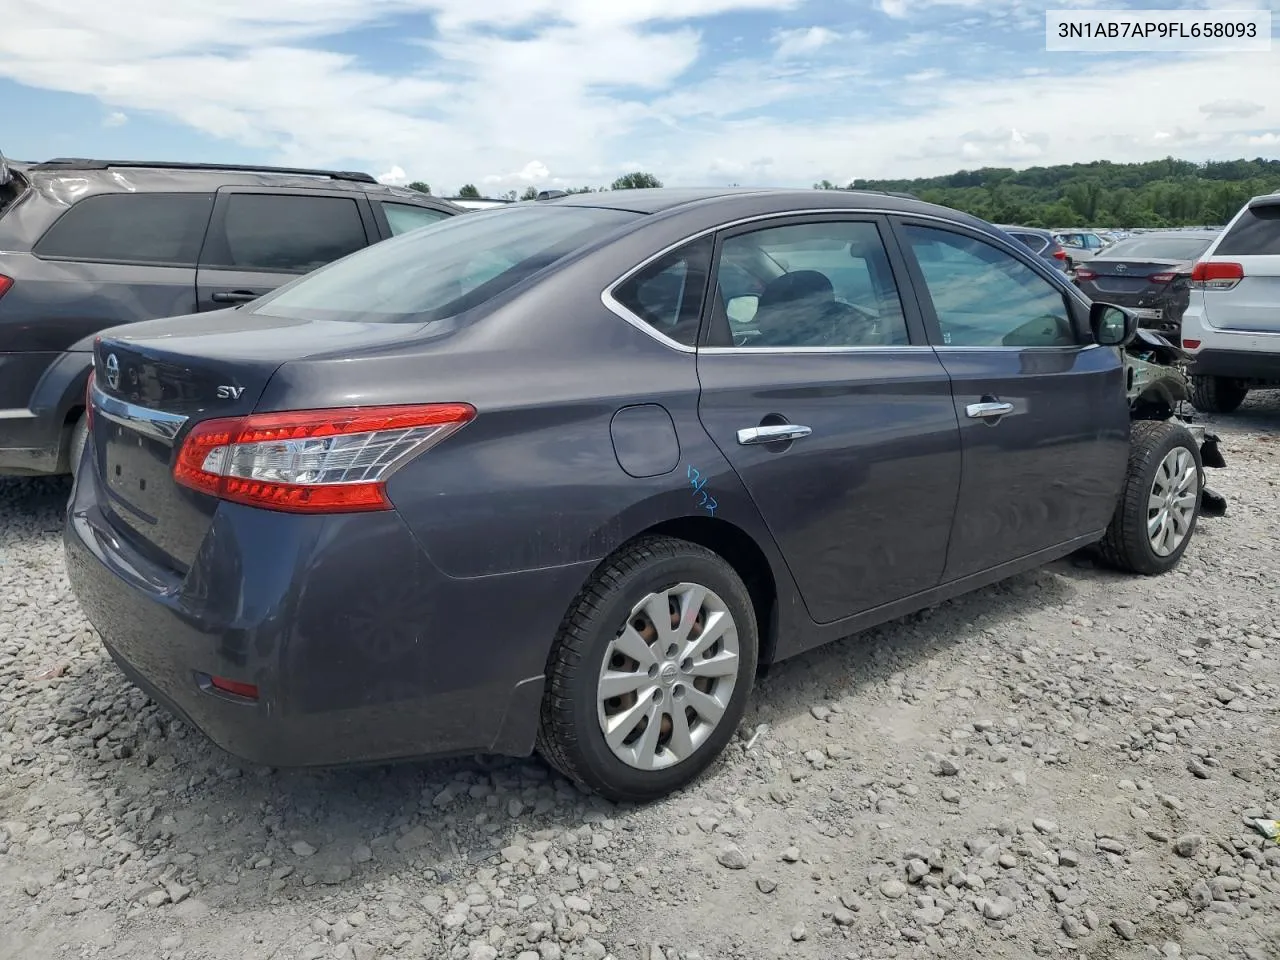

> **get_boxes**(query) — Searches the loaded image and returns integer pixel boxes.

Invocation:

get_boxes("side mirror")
[1090,302,1137,347]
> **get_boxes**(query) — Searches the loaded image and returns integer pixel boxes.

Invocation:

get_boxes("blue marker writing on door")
[686,465,717,517]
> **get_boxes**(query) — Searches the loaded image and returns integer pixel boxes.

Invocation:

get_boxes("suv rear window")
[201,194,369,273]
[33,193,214,265]
[1215,203,1280,256]
[250,205,640,324]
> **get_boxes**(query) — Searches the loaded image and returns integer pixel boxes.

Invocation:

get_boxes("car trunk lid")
[1079,259,1188,295]
[90,310,417,572]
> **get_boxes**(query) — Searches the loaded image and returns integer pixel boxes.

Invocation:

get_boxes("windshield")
[250,205,641,324]
[1099,236,1213,261]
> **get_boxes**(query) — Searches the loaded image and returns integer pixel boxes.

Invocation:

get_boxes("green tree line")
[407,171,663,201]
[841,157,1280,228]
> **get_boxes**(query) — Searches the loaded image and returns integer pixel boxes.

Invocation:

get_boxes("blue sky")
[1,0,1276,196]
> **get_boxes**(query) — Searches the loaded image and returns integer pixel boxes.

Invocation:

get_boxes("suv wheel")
[1098,420,1203,575]
[537,536,758,803]
[1189,375,1248,414]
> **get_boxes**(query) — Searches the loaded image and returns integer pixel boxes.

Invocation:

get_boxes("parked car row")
[0,157,465,478]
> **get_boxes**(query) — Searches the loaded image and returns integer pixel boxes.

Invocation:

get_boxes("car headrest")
[757,270,834,311]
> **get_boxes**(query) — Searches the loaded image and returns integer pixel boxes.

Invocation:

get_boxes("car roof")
[549,186,973,223]
[1109,230,1219,241]
[996,224,1053,237]
[16,158,460,207]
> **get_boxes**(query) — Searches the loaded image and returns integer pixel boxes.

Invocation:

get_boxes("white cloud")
[1248,133,1280,146]
[1,1,1278,192]
[103,111,128,127]
[1200,99,1264,119]
[377,164,408,185]
[772,26,839,59]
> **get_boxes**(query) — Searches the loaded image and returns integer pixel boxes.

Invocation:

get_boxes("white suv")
[1180,194,1280,413]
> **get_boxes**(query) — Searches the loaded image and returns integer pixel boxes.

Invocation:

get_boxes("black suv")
[0,157,462,477]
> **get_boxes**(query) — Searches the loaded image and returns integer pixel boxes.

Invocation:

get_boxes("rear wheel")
[1098,420,1203,575]
[68,413,88,477]
[1189,375,1248,414]
[537,536,758,803]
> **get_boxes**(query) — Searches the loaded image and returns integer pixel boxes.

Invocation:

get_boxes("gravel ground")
[3,397,1280,960]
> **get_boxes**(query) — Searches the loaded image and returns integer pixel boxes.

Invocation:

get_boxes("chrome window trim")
[600,207,1088,354]
[91,382,188,444]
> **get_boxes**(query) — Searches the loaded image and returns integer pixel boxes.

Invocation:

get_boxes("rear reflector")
[173,403,476,513]
[209,676,259,700]
[1182,339,1201,350]
[0,274,12,299]
[1191,261,1243,290]
[1074,267,1096,280]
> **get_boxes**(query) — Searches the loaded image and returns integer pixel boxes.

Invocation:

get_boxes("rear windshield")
[1215,203,1280,256]
[1099,237,1214,261]
[1009,232,1047,254]
[250,205,641,324]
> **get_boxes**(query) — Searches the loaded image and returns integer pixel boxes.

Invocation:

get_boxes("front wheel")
[1189,375,1248,414]
[537,536,758,803]
[1098,420,1203,575]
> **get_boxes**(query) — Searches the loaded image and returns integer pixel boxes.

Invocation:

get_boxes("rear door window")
[34,193,214,265]
[382,202,451,236]
[200,193,369,273]
[1216,204,1280,256]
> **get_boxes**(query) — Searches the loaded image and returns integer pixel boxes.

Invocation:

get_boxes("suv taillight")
[172,404,476,513]
[0,274,12,299]
[1052,249,1067,260]
[1191,261,1243,290]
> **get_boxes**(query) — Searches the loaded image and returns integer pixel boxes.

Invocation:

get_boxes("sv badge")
[216,385,245,399]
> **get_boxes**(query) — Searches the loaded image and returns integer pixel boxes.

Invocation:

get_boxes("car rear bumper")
[63,461,595,768]
[1187,349,1280,383]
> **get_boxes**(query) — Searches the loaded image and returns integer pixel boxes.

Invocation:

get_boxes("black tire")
[1188,375,1248,414]
[68,413,88,478]
[536,536,758,803]
[1098,420,1203,576]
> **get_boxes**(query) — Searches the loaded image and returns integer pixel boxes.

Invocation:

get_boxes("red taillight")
[0,274,12,299]
[1074,267,1096,280]
[209,676,259,700]
[1191,261,1243,290]
[1052,249,1067,260]
[173,403,476,514]
[1183,339,1201,350]
[1148,272,1177,283]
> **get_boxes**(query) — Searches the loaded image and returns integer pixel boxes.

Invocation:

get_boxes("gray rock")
[983,896,1015,921]
[1111,918,1137,940]
[755,877,777,894]
[291,841,317,857]
[913,907,945,926]
[716,845,749,870]
[1032,818,1058,835]
[1173,834,1203,857]
[1062,916,1088,938]
[1058,850,1080,868]
[780,845,800,863]
[790,923,807,942]
[938,759,960,776]
[880,879,908,899]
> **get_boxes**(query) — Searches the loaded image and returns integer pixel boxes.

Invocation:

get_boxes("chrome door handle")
[966,401,1013,419]
[737,424,812,445]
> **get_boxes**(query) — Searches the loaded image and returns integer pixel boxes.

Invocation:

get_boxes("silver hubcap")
[596,582,741,771]
[1148,446,1199,557]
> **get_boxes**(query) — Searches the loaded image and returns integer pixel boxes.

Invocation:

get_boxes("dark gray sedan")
[64,188,1204,802]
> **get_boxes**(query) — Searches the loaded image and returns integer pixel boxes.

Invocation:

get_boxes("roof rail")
[28,159,378,184]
